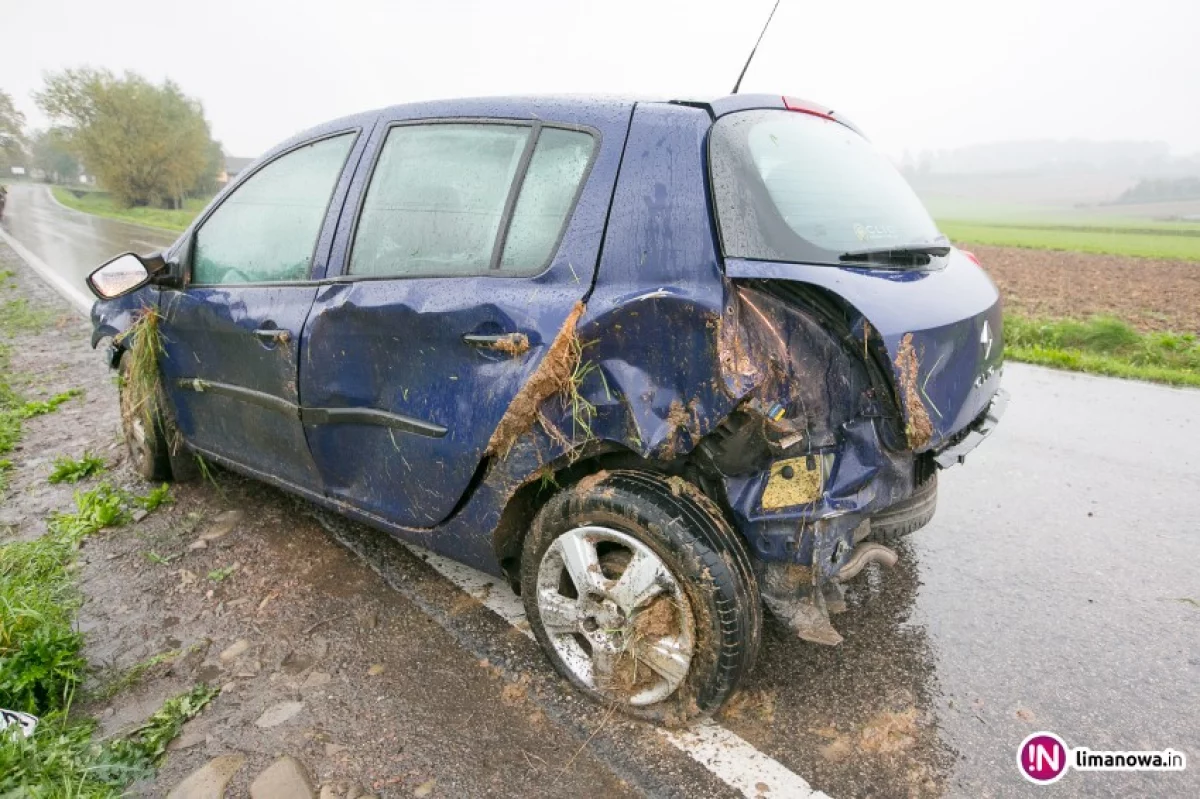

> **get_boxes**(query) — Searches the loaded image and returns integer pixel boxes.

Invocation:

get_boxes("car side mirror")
[86,253,153,300]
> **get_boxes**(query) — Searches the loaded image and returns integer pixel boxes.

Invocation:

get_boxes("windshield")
[710,109,945,266]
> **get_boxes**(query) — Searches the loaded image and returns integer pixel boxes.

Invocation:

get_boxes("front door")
[300,104,630,527]
[159,129,365,489]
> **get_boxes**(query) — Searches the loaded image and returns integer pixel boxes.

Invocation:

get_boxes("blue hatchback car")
[88,93,1006,721]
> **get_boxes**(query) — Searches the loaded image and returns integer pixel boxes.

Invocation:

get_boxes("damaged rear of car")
[705,101,1006,645]
[87,93,1004,724]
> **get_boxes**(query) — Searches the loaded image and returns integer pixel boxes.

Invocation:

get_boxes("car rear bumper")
[932,386,1009,468]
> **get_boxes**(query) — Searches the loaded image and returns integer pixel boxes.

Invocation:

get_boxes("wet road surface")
[4,187,1197,797]
[0,182,177,303]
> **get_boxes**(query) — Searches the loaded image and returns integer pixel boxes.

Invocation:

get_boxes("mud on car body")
[88,93,1006,721]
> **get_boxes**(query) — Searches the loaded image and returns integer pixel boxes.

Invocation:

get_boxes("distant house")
[217,156,256,185]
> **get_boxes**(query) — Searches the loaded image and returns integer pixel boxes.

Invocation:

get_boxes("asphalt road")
[3,183,1196,797]
[1,182,177,300]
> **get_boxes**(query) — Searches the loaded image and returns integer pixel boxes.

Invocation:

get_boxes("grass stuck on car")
[88,93,1006,722]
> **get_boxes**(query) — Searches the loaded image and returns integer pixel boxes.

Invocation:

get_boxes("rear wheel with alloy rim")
[521,470,761,722]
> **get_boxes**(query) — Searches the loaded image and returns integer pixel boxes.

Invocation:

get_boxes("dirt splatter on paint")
[486,302,586,457]
[893,333,933,450]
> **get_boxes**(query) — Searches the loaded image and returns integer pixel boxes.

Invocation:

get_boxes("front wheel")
[118,351,172,481]
[521,470,761,722]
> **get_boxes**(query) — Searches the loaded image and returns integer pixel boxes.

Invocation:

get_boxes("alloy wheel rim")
[535,525,695,706]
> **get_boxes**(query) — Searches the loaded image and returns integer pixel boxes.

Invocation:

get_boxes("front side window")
[194,133,355,285]
[710,110,944,266]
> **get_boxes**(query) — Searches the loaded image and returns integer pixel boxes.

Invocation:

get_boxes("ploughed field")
[964,243,1200,387]
[974,244,1200,333]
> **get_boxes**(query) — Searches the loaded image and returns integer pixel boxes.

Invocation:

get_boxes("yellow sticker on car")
[760,456,823,510]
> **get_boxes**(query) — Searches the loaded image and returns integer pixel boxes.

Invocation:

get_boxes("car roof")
[270,92,845,161]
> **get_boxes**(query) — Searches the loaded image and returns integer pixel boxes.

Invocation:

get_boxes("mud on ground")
[0,243,633,798]
[972,244,1200,332]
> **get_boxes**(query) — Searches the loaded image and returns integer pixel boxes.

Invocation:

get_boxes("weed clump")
[48,452,106,484]
[117,307,166,447]
[0,480,195,796]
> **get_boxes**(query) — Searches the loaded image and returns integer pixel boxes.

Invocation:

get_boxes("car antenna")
[731,0,782,94]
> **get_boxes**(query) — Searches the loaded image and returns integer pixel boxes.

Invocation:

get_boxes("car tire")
[869,471,938,542]
[118,351,173,482]
[521,470,761,723]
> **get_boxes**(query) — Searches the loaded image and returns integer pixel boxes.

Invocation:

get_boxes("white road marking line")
[0,227,92,316]
[406,544,530,631]
[661,723,830,799]
[404,543,828,799]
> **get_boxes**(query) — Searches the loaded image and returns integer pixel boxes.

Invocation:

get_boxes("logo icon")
[980,320,994,360]
[853,223,868,242]
[1019,731,1070,785]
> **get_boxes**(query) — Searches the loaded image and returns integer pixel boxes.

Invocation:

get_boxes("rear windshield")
[710,109,944,265]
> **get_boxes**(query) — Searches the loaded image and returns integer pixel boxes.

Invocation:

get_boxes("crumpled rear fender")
[474,277,908,577]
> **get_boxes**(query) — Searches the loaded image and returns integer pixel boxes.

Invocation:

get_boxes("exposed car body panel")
[725,253,1004,449]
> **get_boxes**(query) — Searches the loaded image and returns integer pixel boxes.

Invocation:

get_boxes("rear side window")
[350,123,595,278]
[710,110,943,265]
[500,128,595,270]
[194,133,355,285]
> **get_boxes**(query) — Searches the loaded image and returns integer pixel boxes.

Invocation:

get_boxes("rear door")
[300,101,631,528]
[158,126,370,489]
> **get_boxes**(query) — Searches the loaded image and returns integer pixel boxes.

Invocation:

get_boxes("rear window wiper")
[839,243,952,263]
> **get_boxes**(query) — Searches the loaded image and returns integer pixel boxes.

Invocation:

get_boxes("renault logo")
[980,320,994,360]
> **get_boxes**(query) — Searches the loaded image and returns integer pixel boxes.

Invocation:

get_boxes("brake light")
[960,250,983,267]
[782,96,836,120]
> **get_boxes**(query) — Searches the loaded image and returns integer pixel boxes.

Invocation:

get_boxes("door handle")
[253,328,291,344]
[462,332,530,355]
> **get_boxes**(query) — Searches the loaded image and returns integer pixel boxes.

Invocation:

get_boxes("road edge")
[44,184,186,239]
[0,227,92,316]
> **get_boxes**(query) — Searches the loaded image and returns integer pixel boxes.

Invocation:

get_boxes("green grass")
[51,187,209,233]
[1005,314,1200,387]
[0,684,218,796]
[91,648,185,703]
[0,299,56,334]
[0,332,83,490]
[0,481,201,796]
[134,483,172,512]
[939,219,1200,261]
[48,452,106,484]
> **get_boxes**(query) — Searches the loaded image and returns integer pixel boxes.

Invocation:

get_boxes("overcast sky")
[4,0,1198,159]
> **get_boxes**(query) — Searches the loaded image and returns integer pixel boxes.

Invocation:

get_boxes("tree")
[191,138,226,197]
[35,68,218,208]
[31,128,80,184]
[0,90,27,171]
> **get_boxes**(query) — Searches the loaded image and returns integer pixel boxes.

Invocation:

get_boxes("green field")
[938,219,1200,261]
[1004,314,1200,388]
[52,187,209,232]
